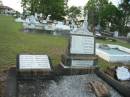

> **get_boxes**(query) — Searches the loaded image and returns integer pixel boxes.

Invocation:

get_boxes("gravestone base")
[59,63,97,75]
[61,54,98,66]
[60,54,98,75]
[17,70,53,80]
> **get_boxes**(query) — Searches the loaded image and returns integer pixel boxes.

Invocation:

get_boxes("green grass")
[0,16,68,71]
[96,38,130,48]
[0,16,130,72]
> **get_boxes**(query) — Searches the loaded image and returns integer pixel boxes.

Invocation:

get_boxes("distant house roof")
[0,5,12,10]
[0,5,17,14]
[0,0,3,6]
[0,5,13,11]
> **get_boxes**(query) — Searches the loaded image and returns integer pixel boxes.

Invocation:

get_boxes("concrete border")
[96,70,130,97]
[96,44,130,63]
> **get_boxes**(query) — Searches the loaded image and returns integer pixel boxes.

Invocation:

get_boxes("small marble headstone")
[114,31,119,37]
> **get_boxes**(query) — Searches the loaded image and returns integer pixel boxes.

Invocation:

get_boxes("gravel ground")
[18,74,123,97]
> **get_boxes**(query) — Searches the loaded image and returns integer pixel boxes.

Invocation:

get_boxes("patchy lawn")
[1,15,130,97]
[96,38,130,48]
[0,16,68,72]
[0,16,130,72]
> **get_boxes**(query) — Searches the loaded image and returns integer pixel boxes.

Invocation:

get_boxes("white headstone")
[19,55,51,70]
[127,33,130,38]
[114,31,119,37]
[68,13,95,67]
[35,13,38,19]
[40,13,42,17]
[30,15,38,24]
[46,15,51,21]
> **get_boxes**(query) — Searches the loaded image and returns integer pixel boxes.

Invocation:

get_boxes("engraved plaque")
[71,60,94,67]
[19,55,51,70]
[70,35,94,54]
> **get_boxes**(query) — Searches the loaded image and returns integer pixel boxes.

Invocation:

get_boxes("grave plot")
[96,44,130,63]
[18,74,123,97]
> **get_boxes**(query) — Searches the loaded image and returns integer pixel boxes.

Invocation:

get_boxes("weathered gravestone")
[17,54,52,79]
[61,34,97,68]
[60,15,97,74]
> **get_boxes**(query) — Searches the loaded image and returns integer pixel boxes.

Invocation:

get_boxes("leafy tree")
[21,0,65,20]
[84,0,108,31]
[99,4,123,32]
[84,0,125,34]
[68,6,81,19]
[119,0,130,34]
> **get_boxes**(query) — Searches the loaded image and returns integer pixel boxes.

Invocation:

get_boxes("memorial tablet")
[71,60,94,67]
[70,35,94,54]
[19,54,51,70]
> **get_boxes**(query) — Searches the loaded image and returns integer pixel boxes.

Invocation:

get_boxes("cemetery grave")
[96,44,130,63]
[14,14,124,97]
[0,15,130,97]
[61,14,97,70]
[60,34,97,74]
[15,14,71,35]
[18,74,122,97]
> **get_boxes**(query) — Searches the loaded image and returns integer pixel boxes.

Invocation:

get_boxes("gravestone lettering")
[19,55,51,70]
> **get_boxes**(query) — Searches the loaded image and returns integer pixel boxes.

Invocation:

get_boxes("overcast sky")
[68,0,121,7]
[1,0,121,13]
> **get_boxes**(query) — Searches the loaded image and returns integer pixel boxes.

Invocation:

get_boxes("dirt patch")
[18,74,122,97]
[0,70,8,97]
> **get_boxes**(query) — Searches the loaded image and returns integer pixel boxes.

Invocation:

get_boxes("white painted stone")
[113,31,118,37]
[116,66,130,81]
[127,33,130,38]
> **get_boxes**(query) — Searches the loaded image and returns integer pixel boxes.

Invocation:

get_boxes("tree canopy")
[84,0,108,28]
[67,6,81,19]
[21,0,65,20]
[84,0,124,33]
[119,0,130,34]
[100,4,123,31]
